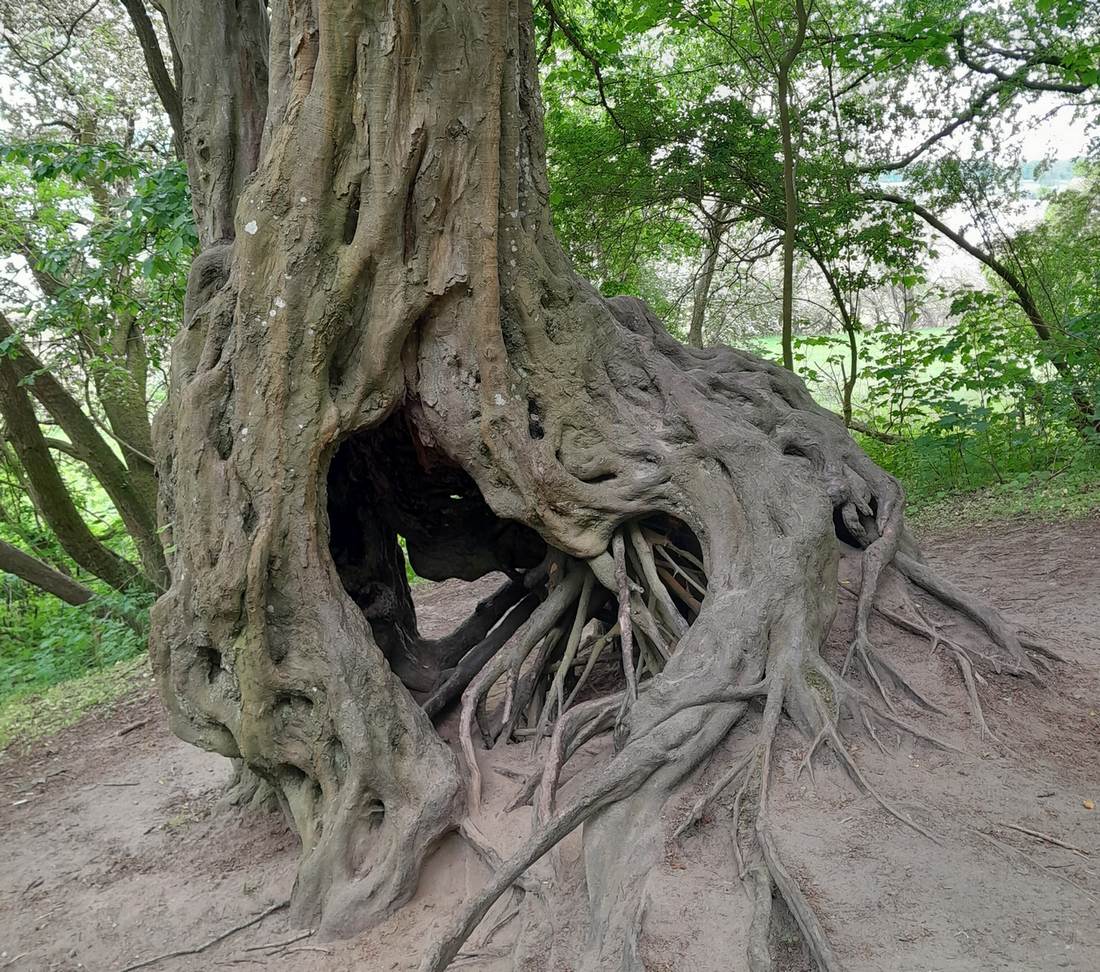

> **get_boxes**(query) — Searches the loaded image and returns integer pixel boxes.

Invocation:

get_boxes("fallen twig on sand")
[995,821,1090,858]
[242,930,313,952]
[974,831,1095,899]
[116,900,289,972]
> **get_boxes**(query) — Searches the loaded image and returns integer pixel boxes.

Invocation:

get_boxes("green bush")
[0,581,150,708]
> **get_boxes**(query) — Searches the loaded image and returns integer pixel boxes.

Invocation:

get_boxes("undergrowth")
[0,585,150,708]
[0,653,150,751]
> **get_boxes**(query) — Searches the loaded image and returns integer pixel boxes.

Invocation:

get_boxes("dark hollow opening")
[326,408,546,693]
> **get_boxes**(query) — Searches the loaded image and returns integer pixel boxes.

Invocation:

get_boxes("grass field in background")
[745,328,954,414]
[0,654,150,751]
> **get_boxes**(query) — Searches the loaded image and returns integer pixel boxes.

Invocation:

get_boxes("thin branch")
[539,0,628,133]
[116,0,185,157]
[116,901,289,972]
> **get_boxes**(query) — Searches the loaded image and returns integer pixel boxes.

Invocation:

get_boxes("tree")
[839,0,1100,427]
[146,2,1052,969]
[769,0,811,370]
[0,1,189,599]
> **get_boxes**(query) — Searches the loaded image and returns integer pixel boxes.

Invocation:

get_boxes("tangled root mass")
[320,381,1050,972]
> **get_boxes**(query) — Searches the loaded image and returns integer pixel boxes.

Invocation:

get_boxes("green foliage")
[886,450,1100,527]
[0,432,152,713]
[0,140,194,373]
[852,285,1100,508]
[0,468,152,711]
[0,654,150,752]
[0,583,150,708]
[0,0,1098,743]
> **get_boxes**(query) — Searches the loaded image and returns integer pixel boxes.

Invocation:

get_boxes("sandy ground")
[1,517,1098,972]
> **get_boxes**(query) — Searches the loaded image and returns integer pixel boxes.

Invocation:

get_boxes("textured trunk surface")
[152,2,1046,968]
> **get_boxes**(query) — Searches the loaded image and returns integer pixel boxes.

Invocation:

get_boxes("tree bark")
[0,536,98,606]
[809,250,859,424]
[0,537,143,630]
[93,314,160,512]
[148,1,1045,965]
[687,202,729,348]
[117,0,185,158]
[159,0,269,246]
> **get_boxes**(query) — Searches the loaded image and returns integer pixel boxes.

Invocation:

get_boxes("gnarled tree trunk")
[150,2,1047,969]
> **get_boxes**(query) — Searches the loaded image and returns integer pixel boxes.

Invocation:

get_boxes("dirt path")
[1,519,1097,972]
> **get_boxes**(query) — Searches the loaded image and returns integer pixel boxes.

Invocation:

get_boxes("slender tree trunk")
[148,3,1046,968]
[811,253,858,424]
[94,315,160,514]
[0,313,166,587]
[0,537,95,606]
[777,0,808,372]
[687,204,728,348]
[0,356,144,593]
[0,537,143,630]
[842,315,858,422]
[117,0,185,158]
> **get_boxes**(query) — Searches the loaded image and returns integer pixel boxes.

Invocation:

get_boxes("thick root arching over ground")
[402,459,1046,972]
[329,303,1048,972]
[148,2,1055,970]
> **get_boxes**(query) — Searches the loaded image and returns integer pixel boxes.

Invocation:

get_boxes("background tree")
[0,1,189,599]
[0,1,190,702]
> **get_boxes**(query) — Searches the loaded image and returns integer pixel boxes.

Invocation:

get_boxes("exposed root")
[536,572,596,741]
[562,622,618,711]
[627,521,688,640]
[673,747,756,839]
[668,654,942,971]
[842,635,899,712]
[535,693,622,827]
[611,531,639,733]
[840,629,944,715]
[845,477,905,691]
[457,522,702,814]
[821,722,942,845]
[459,568,586,811]
[822,665,962,758]
[117,901,289,972]
[422,508,1049,971]
[744,855,774,972]
[458,819,542,897]
[418,754,652,972]
[422,591,540,719]
[755,823,842,972]
[973,829,1097,900]
[895,552,1040,681]
[864,590,1006,742]
[1017,632,1068,665]
[835,545,1058,744]
[953,649,1001,744]
[735,673,842,972]
[797,726,829,786]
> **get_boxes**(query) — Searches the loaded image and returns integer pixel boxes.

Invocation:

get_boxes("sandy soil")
[1,517,1097,972]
